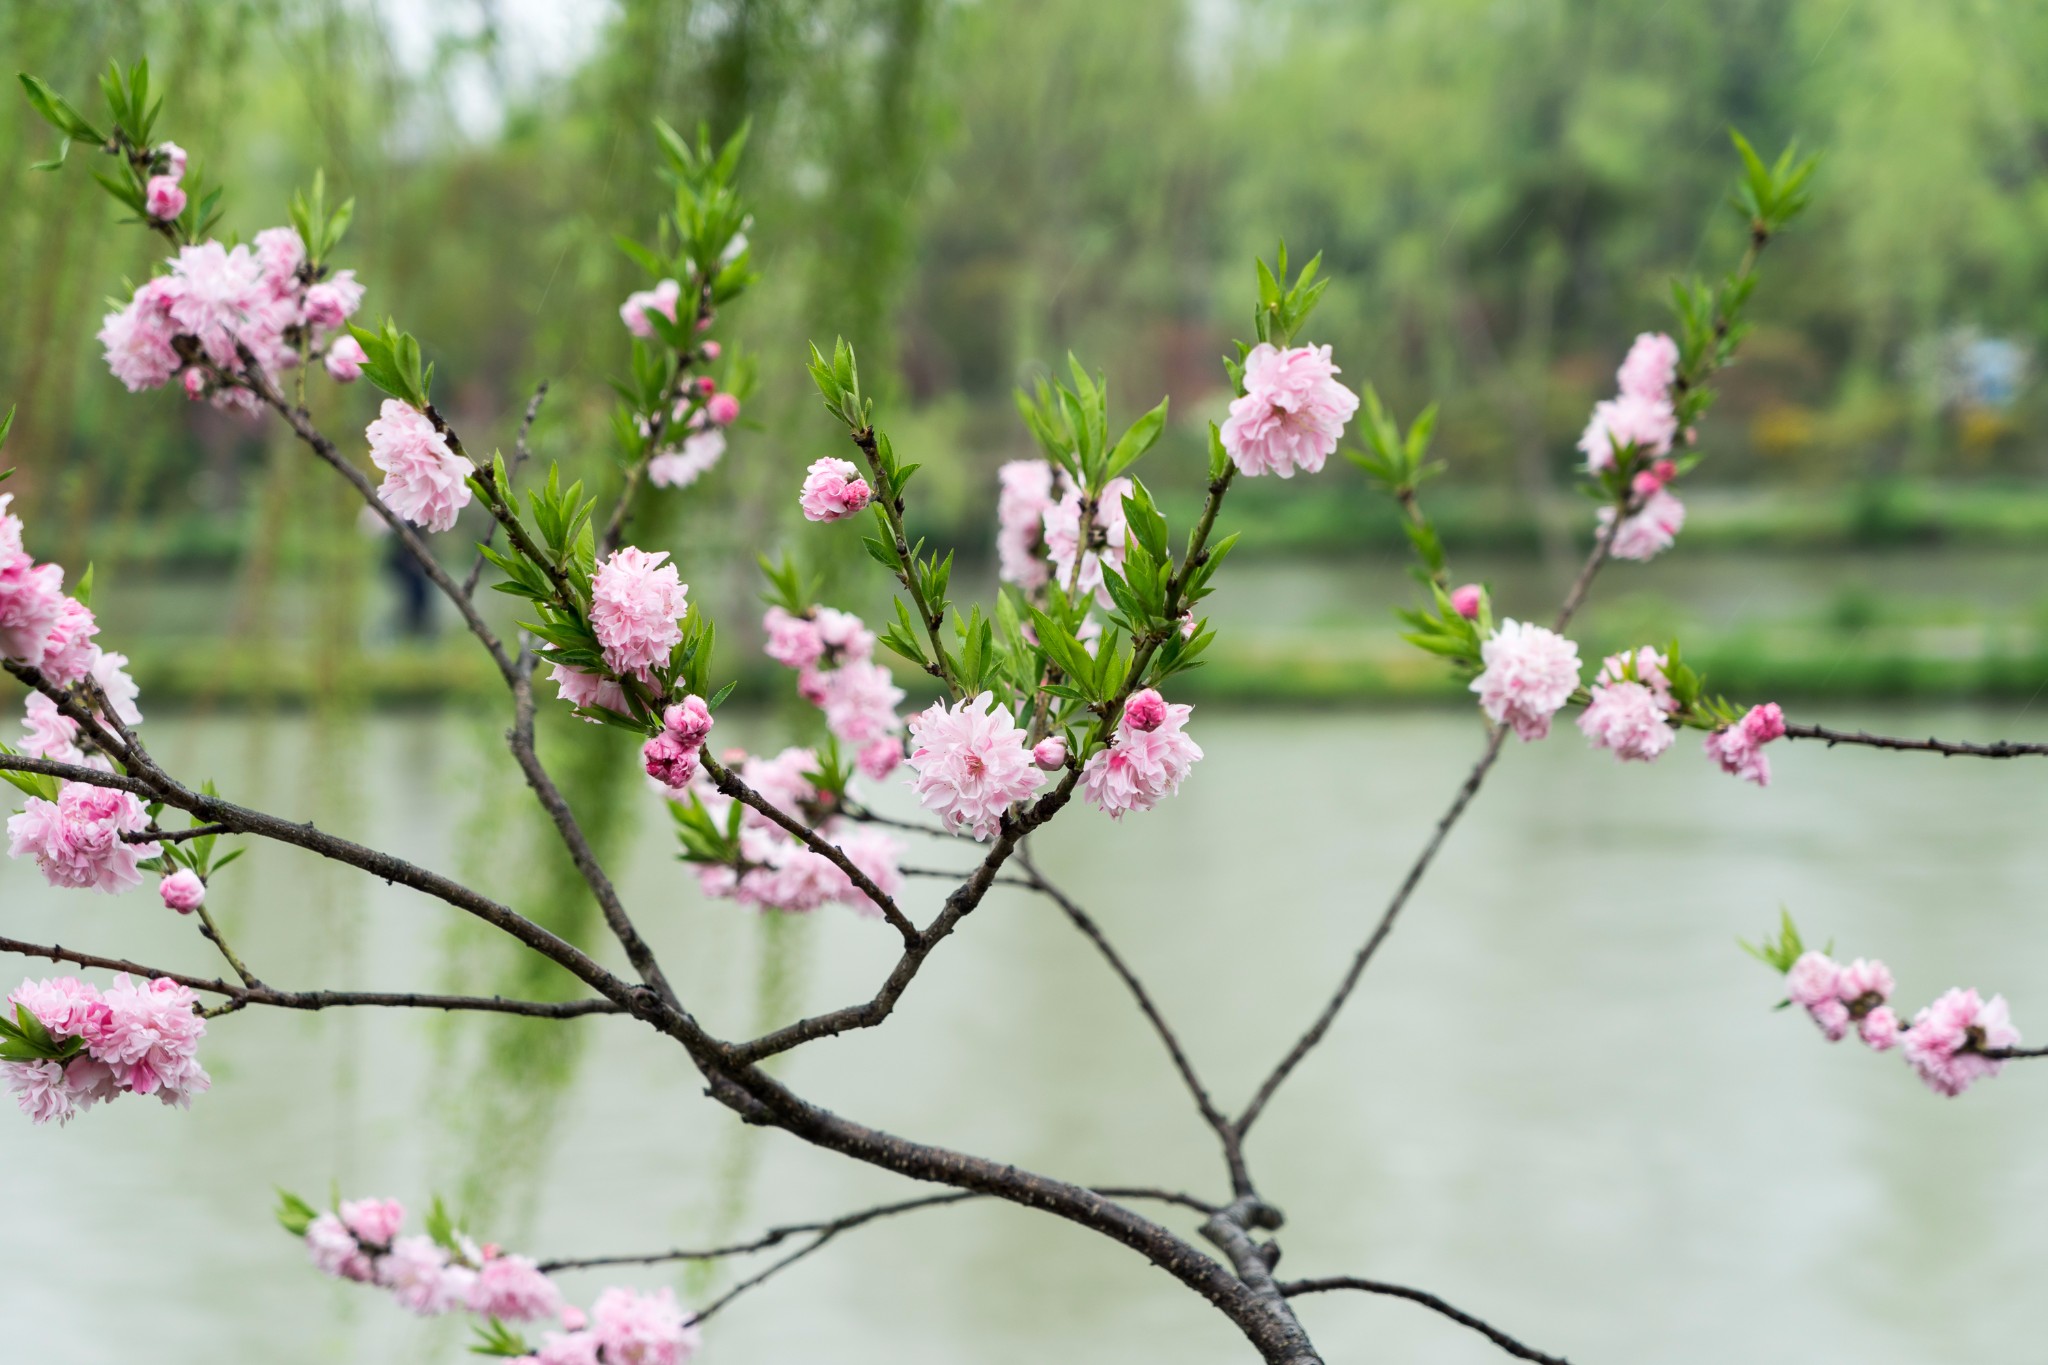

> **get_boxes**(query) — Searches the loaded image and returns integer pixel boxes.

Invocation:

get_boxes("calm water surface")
[3,706,2047,1364]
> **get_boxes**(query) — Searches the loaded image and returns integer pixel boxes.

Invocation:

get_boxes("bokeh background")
[4,1,2048,1362]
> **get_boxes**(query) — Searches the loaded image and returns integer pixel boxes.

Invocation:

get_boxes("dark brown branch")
[0,934,624,1018]
[1019,847,1249,1195]
[1201,1199,1320,1365]
[1782,724,2048,760]
[126,822,231,845]
[1280,1276,1570,1364]
[701,754,920,948]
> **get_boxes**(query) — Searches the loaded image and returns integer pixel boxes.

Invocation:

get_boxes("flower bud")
[696,376,717,396]
[159,868,205,914]
[1122,690,1167,733]
[325,335,367,383]
[700,340,722,360]
[157,141,188,180]
[662,695,714,750]
[145,176,187,222]
[642,731,699,791]
[1450,583,1482,619]
[1032,737,1067,771]
[706,392,741,426]
[180,368,207,400]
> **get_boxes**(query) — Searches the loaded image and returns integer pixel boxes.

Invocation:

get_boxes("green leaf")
[18,74,103,143]
[275,1190,321,1239]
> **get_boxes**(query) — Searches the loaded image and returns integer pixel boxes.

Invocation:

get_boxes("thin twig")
[1782,724,2048,760]
[125,822,232,845]
[1280,1276,1570,1364]
[0,935,625,1019]
[464,380,549,598]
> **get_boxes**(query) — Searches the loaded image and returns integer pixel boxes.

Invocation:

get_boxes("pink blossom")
[1785,952,1840,1009]
[469,1254,563,1323]
[144,176,186,221]
[10,976,108,1038]
[1471,619,1581,742]
[728,830,845,914]
[1043,477,1132,609]
[1220,343,1361,478]
[5,1060,78,1126]
[642,732,700,793]
[700,341,722,360]
[253,228,306,295]
[1837,958,1895,1007]
[325,334,367,382]
[799,457,873,522]
[1450,584,1482,619]
[380,1235,471,1315]
[591,547,689,681]
[1902,988,2020,1097]
[736,747,820,826]
[762,606,825,670]
[340,1198,406,1247]
[549,664,628,720]
[20,692,83,764]
[366,400,475,533]
[857,737,904,781]
[1859,1006,1901,1052]
[535,1330,602,1365]
[815,607,875,663]
[159,869,206,913]
[646,441,722,489]
[663,696,714,750]
[302,271,364,330]
[0,493,19,558]
[821,661,903,746]
[1594,647,1671,708]
[695,376,716,396]
[1080,694,1204,819]
[1809,998,1852,1042]
[7,783,160,893]
[306,1213,377,1283]
[1033,736,1067,770]
[1600,488,1687,561]
[181,367,207,399]
[156,142,188,180]
[1617,332,1680,402]
[620,279,683,338]
[1122,690,1168,733]
[163,241,268,370]
[0,553,65,661]
[86,975,208,1104]
[36,597,99,686]
[1576,680,1673,762]
[97,278,183,392]
[905,691,1044,840]
[592,1285,700,1365]
[996,460,1059,590]
[90,649,143,727]
[706,393,740,426]
[1578,393,1677,471]
[1704,702,1786,787]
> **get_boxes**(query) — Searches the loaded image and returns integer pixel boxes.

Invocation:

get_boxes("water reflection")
[3,706,2047,1363]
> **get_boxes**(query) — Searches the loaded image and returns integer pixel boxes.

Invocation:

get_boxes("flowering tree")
[4,62,2041,1365]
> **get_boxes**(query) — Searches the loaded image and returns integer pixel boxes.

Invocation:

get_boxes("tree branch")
[1782,724,2048,760]
[1279,1276,1570,1364]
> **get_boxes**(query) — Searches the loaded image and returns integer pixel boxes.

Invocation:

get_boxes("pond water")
[4,704,2048,1364]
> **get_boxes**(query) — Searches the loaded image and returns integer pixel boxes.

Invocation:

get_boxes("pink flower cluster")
[1080,689,1204,818]
[1704,702,1786,787]
[97,227,364,408]
[642,696,714,794]
[529,1286,700,1365]
[798,457,872,522]
[591,548,689,682]
[1781,952,2021,1097]
[996,460,1060,591]
[760,606,905,778]
[647,408,726,490]
[1577,647,1675,762]
[905,691,1043,840]
[1577,332,1680,473]
[3,975,209,1125]
[303,1197,569,1325]
[1043,477,1132,609]
[366,400,475,532]
[7,783,160,893]
[1220,343,1360,478]
[1471,620,1581,741]
[620,278,683,338]
[1598,457,1686,562]
[685,748,905,916]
